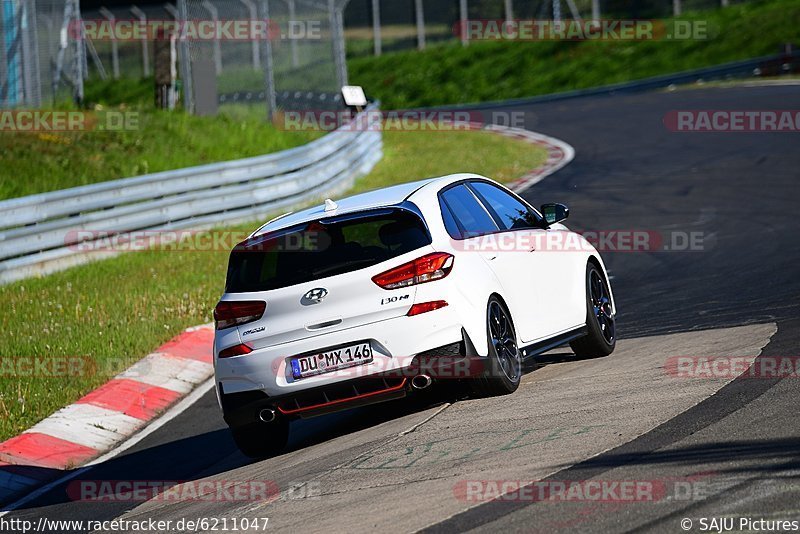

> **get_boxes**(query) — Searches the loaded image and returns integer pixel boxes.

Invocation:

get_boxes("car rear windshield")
[225,208,431,292]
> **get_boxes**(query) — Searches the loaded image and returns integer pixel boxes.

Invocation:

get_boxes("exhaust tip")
[411,374,433,390]
[259,408,277,423]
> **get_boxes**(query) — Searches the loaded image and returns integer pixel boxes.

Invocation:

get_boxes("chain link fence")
[79,4,179,81]
[343,0,759,58]
[3,0,764,111]
[179,0,351,117]
[1,0,84,108]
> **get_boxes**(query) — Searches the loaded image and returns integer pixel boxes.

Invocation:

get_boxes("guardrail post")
[130,6,150,76]
[99,7,120,79]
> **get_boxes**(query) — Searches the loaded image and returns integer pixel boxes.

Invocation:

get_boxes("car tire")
[470,296,522,397]
[230,420,290,459]
[570,262,616,358]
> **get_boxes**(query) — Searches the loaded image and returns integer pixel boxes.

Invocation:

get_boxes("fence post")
[414,0,425,50]
[21,0,42,106]
[73,0,85,102]
[287,0,299,67]
[258,0,277,120]
[130,6,150,76]
[201,0,222,75]
[565,0,582,22]
[673,0,681,16]
[175,0,193,112]
[591,0,599,21]
[721,0,729,6]
[238,0,260,70]
[552,0,561,21]
[459,0,468,46]
[0,5,9,105]
[99,7,120,79]
[84,35,108,79]
[371,0,381,56]
[329,0,348,87]
[504,0,513,22]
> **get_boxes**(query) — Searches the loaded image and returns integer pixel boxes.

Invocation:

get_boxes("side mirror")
[541,203,569,225]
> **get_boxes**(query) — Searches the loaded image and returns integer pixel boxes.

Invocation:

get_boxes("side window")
[440,200,461,239]
[469,181,542,230]
[439,184,500,239]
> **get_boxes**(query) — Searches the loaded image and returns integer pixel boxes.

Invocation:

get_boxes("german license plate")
[290,342,373,379]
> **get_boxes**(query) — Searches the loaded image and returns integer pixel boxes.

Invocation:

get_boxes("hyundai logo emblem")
[301,288,328,305]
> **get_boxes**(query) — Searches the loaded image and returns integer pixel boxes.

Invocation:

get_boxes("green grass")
[0,128,545,441]
[349,129,544,193]
[83,76,154,107]
[347,0,800,109]
[0,80,319,200]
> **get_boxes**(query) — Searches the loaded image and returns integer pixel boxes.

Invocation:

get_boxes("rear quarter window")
[439,183,500,239]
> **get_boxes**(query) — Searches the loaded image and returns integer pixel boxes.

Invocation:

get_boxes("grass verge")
[0,79,319,200]
[0,128,546,441]
[347,0,800,109]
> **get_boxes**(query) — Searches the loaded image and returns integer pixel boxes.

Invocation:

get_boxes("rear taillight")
[218,343,253,359]
[372,253,454,289]
[213,301,266,330]
[407,300,448,316]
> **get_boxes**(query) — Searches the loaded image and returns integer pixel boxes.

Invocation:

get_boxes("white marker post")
[342,85,367,113]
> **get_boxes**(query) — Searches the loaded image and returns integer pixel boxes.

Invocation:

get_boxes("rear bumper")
[219,340,485,426]
[214,307,466,403]
[221,374,409,425]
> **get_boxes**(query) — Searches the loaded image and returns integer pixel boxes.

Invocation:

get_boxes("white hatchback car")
[214,174,616,457]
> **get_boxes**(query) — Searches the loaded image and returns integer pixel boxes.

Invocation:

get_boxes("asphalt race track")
[4,84,799,533]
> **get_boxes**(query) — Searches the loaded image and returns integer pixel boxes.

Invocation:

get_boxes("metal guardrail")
[0,104,383,284]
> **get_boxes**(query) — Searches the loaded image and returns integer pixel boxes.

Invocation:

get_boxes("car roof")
[250,174,483,237]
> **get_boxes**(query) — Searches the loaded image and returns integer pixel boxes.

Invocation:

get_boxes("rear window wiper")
[310,257,380,277]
